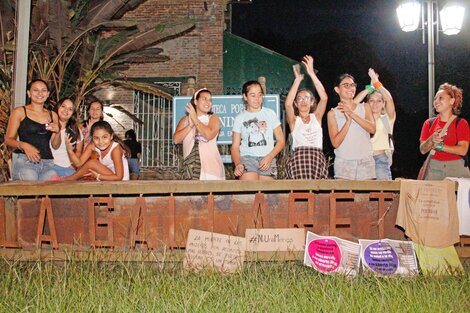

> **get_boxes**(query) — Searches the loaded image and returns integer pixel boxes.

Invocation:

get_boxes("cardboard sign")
[303,231,361,276]
[184,229,246,274]
[245,228,305,252]
[359,239,418,277]
[172,94,280,144]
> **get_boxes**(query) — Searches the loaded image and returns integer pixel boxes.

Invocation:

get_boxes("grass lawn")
[1,259,469,312]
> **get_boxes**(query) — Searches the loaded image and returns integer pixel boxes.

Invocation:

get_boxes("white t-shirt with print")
[232,107,280,157]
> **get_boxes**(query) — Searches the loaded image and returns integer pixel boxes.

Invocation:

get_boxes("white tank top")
[51,128,83,168]
[95,142,130,180]
[333,102,373,160]
[291,114,323,149]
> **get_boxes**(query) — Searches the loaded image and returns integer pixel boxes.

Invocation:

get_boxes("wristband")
[435,142,444,151]
[373,81,383,89]
[365,85,376,95]
[96,174,101,181]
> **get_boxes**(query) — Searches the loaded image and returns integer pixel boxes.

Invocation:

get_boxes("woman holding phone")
[50,98,83,177]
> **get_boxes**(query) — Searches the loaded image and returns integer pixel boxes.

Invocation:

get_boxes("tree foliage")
[0,0,196,181]
[1,0,195,104]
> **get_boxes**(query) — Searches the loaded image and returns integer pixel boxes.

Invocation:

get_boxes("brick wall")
[99,0,226,134]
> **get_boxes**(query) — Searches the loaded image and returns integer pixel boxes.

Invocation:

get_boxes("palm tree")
[0,0,196,181]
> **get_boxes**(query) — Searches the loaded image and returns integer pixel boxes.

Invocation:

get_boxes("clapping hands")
[292,64,304,80]
[302,55,315,76]
[337,101,353,120]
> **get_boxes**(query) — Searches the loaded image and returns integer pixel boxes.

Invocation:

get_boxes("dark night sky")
[230,0,470,178]
[231,0,470,115]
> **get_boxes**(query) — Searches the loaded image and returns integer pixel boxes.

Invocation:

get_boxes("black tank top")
[17,107,53,159]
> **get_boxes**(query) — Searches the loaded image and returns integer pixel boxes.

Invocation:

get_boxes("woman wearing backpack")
[419,83,470,180]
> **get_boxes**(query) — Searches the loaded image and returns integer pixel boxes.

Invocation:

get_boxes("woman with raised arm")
[355,69,396,180]
[419,83,470,180]
[285,55,328,179]
[174,88,225,180]
[5,79,60,180]
[327,74,376,180]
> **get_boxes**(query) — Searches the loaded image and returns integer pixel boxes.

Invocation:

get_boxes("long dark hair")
[125,129,137,141]
[242,80,264,97]
[190,88,213,115]
[27,79,50,92]
[27,79,51,108]
[91,121,131,156]
[335,73,355,87]
[54,97,80,142]
[84,97,104,124]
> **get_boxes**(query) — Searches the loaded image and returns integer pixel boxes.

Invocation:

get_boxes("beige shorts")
[334,156,376,180]
[426,158,470,180]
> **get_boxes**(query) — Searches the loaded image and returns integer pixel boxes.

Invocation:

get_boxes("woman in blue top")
[231,80,285,180]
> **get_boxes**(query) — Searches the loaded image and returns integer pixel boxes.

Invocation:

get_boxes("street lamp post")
[396,1,466,118]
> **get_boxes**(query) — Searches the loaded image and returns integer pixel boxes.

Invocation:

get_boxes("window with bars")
[133,85,180,168]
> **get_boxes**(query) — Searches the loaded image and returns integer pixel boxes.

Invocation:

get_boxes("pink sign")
[307,238,341,273]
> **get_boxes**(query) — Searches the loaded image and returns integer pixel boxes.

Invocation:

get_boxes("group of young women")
[175,55,469,181]
[5,79,133,181]
[7,63,469,182]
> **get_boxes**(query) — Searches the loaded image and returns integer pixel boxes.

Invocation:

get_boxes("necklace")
[300,115,310,123]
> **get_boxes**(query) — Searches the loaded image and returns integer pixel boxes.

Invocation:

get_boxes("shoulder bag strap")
[429,115,456,156]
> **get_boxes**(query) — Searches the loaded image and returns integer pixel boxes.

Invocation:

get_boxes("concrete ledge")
[0,179,404,197]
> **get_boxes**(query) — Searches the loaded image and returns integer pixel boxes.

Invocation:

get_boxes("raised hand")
[292,64,304,80]
[302,55,315,76]
[46,121,60,133]
[368,68,379,84]
[64,133,76,151]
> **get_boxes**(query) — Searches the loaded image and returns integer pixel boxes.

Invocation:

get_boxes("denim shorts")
[53,164,76,177]
[373,153,392,180]
[12,153,57,181]
[241,155,277,177]
[128,158,140,175]
[334,155,375,180]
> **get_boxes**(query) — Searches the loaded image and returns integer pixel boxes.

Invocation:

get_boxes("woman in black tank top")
[5,79,60,180]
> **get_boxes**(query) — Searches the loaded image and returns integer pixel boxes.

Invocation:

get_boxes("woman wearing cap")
[174,88,225,180]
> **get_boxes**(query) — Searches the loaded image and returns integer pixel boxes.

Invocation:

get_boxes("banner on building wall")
[172,94,280,144]
[303,232,361,277]
[359,239,418,277]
